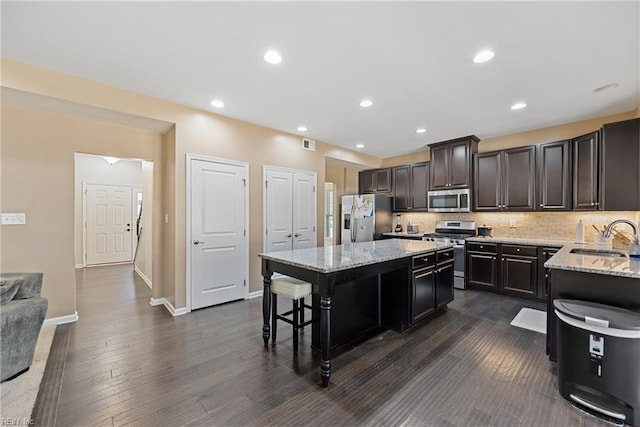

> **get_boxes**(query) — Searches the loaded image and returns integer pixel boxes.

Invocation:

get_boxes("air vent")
[302,138,316,152]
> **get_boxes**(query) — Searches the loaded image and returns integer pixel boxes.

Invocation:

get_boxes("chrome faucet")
[603,219,640,257]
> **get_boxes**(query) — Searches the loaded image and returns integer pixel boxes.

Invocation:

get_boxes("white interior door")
[190,158,247,310]
[85,184,133,265]
[292,172,316,249]
[264,169,293,252]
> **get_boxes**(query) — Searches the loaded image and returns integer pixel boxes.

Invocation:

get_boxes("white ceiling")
[2,1,639,158]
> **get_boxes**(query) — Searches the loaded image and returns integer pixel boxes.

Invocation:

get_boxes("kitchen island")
[259,239,454,387]
[545,244,640,360]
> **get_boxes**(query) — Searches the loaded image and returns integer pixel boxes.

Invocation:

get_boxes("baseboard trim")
[44,312,79,326]
[247,290,263,299]
[134,266,152,289]
[150,298,188,316]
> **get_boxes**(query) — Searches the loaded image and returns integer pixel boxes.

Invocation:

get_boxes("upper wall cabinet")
[537,140,572,211]
[429,136,479,190]
[474,146,536,212]
[359,168,392,194]
[572,131,600,210]
[600,118,640,211]
[392,162,429,211]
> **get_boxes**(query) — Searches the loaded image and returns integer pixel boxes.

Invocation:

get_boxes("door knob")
[193,240,204,245]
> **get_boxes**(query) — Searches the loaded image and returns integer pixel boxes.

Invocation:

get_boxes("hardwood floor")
[33,264,610,426]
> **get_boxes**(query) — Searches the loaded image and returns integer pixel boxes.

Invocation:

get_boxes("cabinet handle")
[594,202,600,206]
[516,248,520,252]
[422,257,430,262]
[480,245,484,249]
[294,233,301,237]
[543,251,547,256]
[492,257,496,260]
[591,202,595,206]
[540,204,544,207]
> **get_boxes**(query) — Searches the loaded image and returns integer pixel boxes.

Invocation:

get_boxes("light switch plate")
[509,219,517,228]
[1,213,26,225]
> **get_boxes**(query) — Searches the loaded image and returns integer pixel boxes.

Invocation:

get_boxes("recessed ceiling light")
[416,128,427,134]
[593,83,619,93]
[297,126,308,132]
[356,143,365,149]
[359,99,373,108]
[510,102,527,110]
[264,50,282,65]
[210,99,224,108]
[473,50,495,64]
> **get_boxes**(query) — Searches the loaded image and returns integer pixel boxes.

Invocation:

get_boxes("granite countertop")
[466,236,640,278]
[382,232,425,239]
[544,243,640,279]
[259,239,453,273]
[466,236,570,247]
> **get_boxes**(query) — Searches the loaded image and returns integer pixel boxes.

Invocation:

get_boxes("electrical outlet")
[509,219,517,228]
[1,213,26,225]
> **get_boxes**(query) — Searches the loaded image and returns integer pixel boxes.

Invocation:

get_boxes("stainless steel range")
[423,220,476,290]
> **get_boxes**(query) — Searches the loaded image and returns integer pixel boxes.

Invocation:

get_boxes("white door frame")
[186,153,250,313]
[262,165,317,252]
[82,182,137,267]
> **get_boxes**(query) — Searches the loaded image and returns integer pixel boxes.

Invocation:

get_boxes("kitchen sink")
[569,248,628,258]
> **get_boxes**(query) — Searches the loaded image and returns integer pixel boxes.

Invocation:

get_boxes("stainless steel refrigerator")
[341,194,392,243]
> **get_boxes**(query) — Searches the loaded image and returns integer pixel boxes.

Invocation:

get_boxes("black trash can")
[555,299,640,426]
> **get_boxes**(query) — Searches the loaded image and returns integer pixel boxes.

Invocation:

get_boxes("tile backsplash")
[399,211,640,243]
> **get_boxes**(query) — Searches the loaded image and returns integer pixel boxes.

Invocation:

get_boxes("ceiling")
[2,1,639,158]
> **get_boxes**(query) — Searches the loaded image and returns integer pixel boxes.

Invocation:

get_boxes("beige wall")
[1,104,163,318]
[382,111,639,167]
[1,58,379,315]
[136,160,154,285]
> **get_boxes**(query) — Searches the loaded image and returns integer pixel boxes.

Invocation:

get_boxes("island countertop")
[259,239,453,273]
[544,243,640,279]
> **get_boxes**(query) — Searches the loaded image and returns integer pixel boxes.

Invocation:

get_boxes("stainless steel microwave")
[428,189,471,212]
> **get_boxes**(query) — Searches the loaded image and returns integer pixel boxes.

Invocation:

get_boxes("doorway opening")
[75,153,154,288]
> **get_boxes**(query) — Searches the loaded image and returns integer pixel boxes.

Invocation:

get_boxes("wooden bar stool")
[271,276,312,352]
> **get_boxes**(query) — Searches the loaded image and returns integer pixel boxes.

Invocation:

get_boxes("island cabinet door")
[435,262,454,308]
[413,267,436,323]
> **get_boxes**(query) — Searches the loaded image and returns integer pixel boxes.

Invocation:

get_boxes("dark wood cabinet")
[359,168,392,194]
[538,247,559,299]
[413,267,436,322]
[538,140,572,211]
[375,168,392,193]
[501,245,537,297]
[600,118,640,211]
[392,162,429,211]
[473,146,536,211]
[466,242,499,289]
[435,260,454,308]
[572,131,599,210]
[392,166,410,210]
[467,242,546,302]
[429,135,479,190]
[473,151,501,210]
[359,170,375,194]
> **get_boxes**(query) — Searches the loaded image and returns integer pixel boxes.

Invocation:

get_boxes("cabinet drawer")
[437,249,454,264]
[413,252,436,269]
[466,242,498,253]
[502,244,537,257]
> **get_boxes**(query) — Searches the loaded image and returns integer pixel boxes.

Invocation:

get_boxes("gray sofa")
[0,273,48,382]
